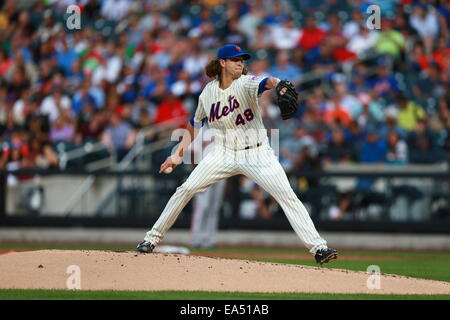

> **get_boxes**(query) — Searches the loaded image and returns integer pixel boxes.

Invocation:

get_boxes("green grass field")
[1,289,450,300]
[1,242,449,300]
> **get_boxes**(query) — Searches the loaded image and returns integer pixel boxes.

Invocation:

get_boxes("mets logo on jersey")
[209,95,240,122]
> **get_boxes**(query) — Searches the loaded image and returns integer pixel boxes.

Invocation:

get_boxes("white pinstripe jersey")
[193,75,269,150]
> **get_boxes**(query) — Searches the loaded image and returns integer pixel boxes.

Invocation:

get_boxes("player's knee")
[274,188,297,201]
[177,184,199,197]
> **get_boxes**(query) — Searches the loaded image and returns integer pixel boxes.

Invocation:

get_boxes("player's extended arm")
[268,76,298,120]
[159,122,199,173]
[264,77,281,90]
[265,77,290,96]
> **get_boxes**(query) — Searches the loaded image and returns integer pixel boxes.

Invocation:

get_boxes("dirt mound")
[0,250,449,294]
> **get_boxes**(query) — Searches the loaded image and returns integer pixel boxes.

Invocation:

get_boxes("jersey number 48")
[235,109,254,126]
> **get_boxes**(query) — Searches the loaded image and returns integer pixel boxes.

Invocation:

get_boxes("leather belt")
[244,142,262,150]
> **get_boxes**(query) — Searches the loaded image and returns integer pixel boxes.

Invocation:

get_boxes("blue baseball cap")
[217,44,251,60]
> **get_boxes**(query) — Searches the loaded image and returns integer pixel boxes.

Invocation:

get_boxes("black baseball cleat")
[136,241,155,253]
[315,248,338,265]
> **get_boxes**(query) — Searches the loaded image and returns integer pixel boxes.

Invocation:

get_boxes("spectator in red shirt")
[0,49,13,76]
[432,36,450,71]
[154,90,187,128]
[298,17,326,52]
[325,13,357,62]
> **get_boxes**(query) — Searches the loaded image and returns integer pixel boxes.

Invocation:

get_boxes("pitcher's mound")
[0,250,449,294]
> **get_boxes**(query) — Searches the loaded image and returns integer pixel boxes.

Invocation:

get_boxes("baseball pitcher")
[137,44,337,265]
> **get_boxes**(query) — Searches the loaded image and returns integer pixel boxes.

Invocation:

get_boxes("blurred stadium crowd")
[0,0,449,175]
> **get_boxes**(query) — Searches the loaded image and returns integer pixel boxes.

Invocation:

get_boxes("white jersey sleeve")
[242,75,268,100]
[192,96,207,128]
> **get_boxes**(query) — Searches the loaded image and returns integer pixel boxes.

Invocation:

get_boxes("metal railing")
[57,141,114,171]
[2,164,450,233]
[61,117,184,216]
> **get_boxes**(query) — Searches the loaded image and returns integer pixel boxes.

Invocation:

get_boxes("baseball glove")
[276,80,298,120]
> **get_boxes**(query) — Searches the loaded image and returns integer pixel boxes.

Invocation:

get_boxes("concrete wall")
[6,176,117,216]
[0,228,449,251]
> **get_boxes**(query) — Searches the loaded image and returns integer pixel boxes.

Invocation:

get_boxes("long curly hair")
[204,59,248,78]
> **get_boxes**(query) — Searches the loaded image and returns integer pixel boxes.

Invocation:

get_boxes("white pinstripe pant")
[145,143,328,254]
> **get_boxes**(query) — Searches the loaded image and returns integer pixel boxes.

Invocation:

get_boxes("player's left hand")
[276,80,298,120]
